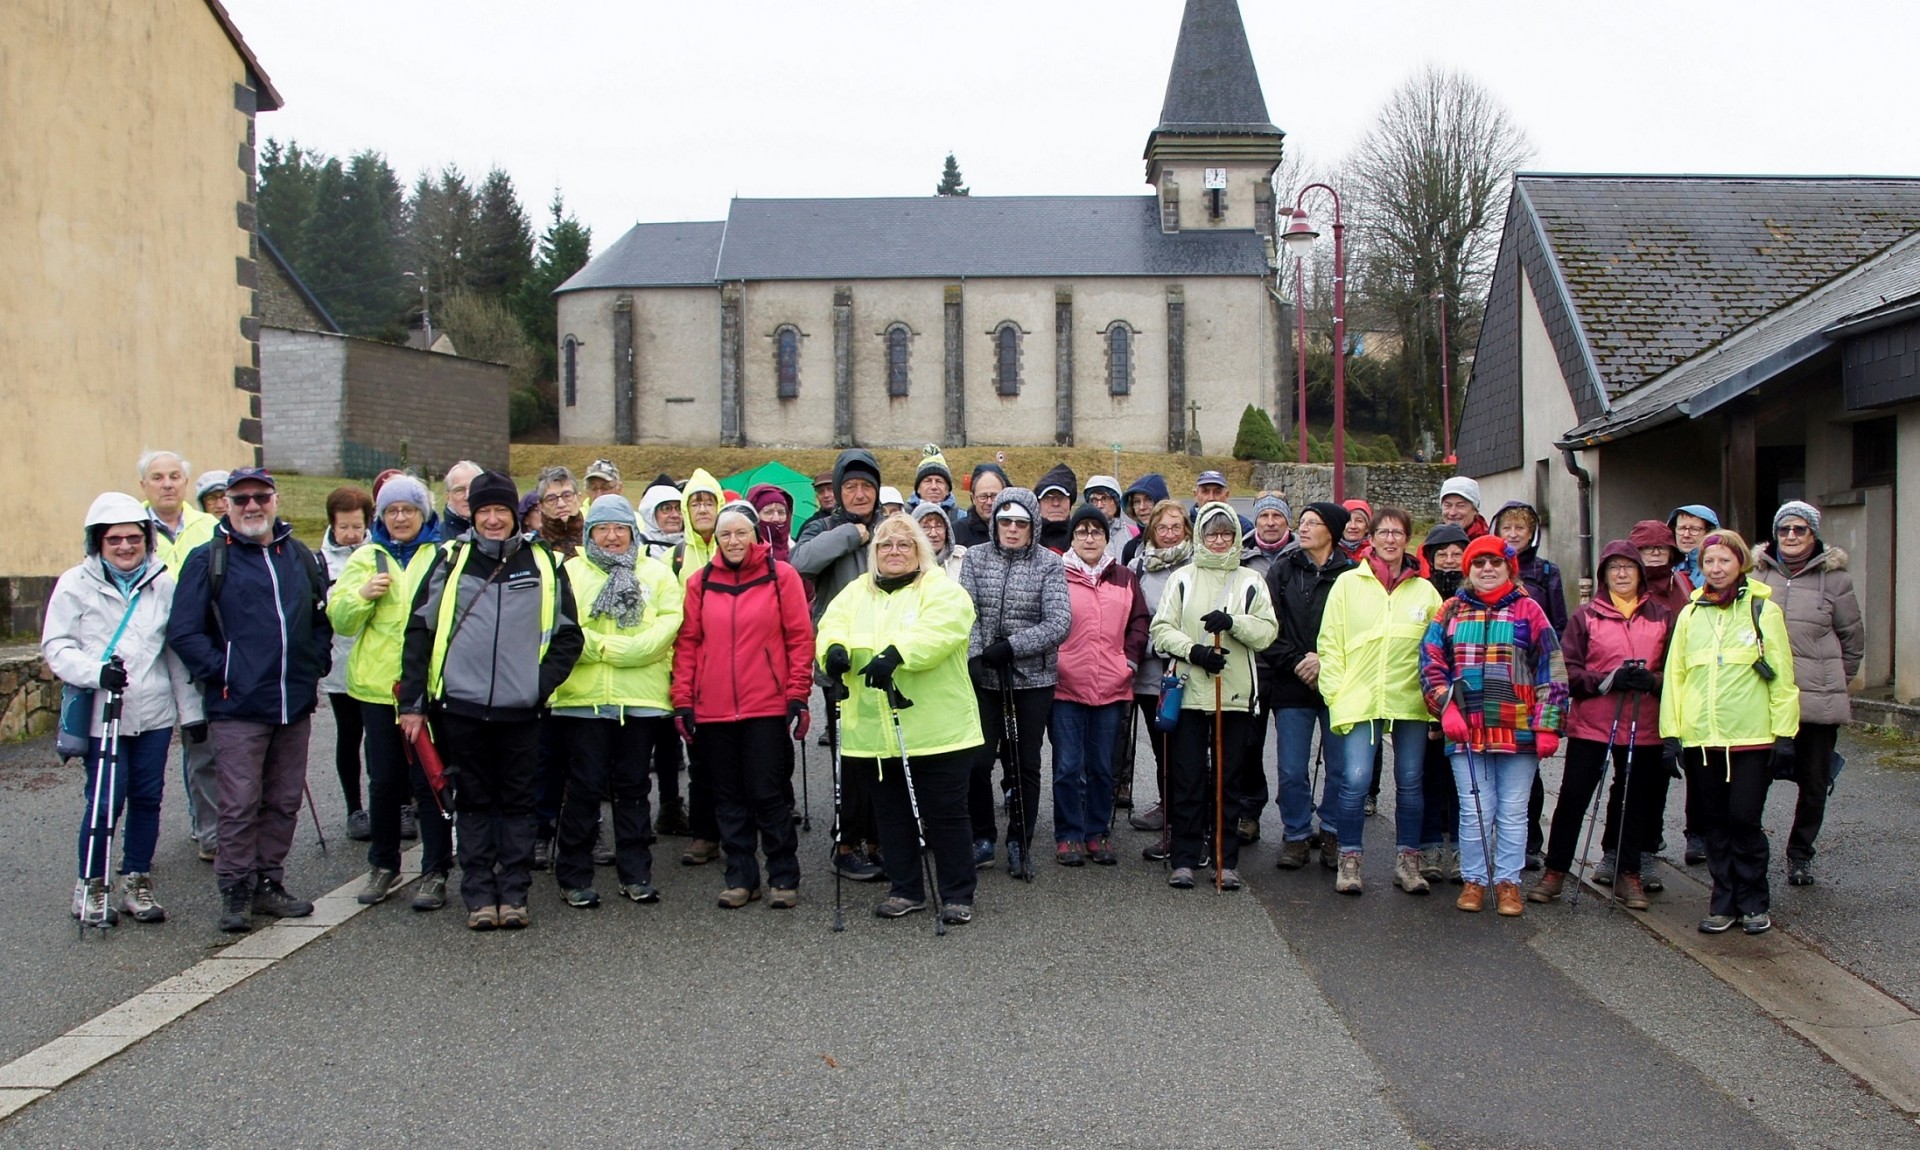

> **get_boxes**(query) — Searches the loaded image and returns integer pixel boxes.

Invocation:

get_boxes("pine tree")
[301,152,405,338]
[935,153,969,197]
[470,167,534,302]
[403,166,478,315]
[257,138,324,269]
[513,191,594,386]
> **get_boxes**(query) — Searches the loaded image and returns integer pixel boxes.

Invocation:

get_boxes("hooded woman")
[1419,535,1568,917]
[817,514,982,924]
[1119,473,1170,565]
[637,484,686,566]
[1660,530,1799,935]
[1667,504,1722,586]
[748,483,795,565]
[672,503,814,909]
[1081,476,1136,562]
[1146,501,1278,890]
[914,502,967,579]
[1531,540,1672,910]
[1490,501,1569,636]
[1629,519,1694,618]
[44,492,203,924]
[1126,499,1194,840]
[1752,501,1862,887]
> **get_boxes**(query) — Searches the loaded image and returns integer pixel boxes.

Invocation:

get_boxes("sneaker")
[1524,851,1545,873]
[1494,881,1525,917]
[1698,913,1736,934]
[972,839,995,869]
[1445,846,1463,884]
[682,839,721,867]
[1113,785,1133,810]
[655,801,693,837]
[1615,872,1650,910]
[115,875,158,922]
[497,904,529,929]
[1085,834,1118,866]
[592,820,616,866]
[1167,867,1195,889]
[1684,834,1708,866]
[532,837,553,871]
[939,902,974,925]
[832,846,881,881]
[767,888,798,909]
[1218,868,1243,891]
[252,879,313,919]
[1788,859,1814,886]
[1275,839,1311,869]
[1641,861,1665,893]
[399,804,419,841]
[197,842,217,863]
[346,809,372,841]
[1056,841,1086,867]
[1128,803,1164,832]
[1318,829,1340,871]
[218,883,253,933]
[617,881,660,904]
[1456,882,1486,912]
[1393,850,1430,895]
[1527,869,1566,903]
[717,887,761,909]
[411,873,448,911]
[1591,850,1616,886]
[564,887,601,909]
[1740,911,1773,935]
[1364,795,1378,817]
[1335,853,1363,895]
[1007,840,1034,881]
[1141,833,1171,862]
[69,878,85,919]
[78,877,116,927]
[1237,817,1261,844]
[356,867,400,906]
[467,906,499,931]
[873,895,925,918]
[1417,847,1444,882]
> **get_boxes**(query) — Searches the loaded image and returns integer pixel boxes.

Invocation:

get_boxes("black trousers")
[534,716,569,837]
[1545,737,1665,876]
[867,747,976,906]
[362,702,453,876]
[700,717,800,891]
[439,712,540,912]
[1684,747,1774,917]
[970,686,1052,848]
[1601,759,1672,859]
[1786,722,1839,863]
[822,687,877,849]
[329,692,365,812]
[1169,710,1254,872]
[643,717,684,807]
[1133,695,1173,806]
[553,716,660,891]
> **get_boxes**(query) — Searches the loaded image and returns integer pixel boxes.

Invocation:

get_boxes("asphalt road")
[1,699,1916,1148]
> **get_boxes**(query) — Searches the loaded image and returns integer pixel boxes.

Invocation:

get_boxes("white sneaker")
[1335,852,1363,895]
[78,878,116,927]
[1394,849,1431,895]
[118,873,166,923]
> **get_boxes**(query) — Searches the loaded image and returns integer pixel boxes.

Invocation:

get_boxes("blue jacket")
[167,521,332,725]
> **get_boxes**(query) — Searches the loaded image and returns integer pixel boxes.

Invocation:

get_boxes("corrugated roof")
[554,221,726,294]
[1150,0,1281,138]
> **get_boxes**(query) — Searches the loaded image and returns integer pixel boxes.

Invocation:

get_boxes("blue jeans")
[1271,706,1339,843]
[1334,720,1425,852]
[1050,700,1123,843]
[1449,750,1538,886]
[78,727,172,878]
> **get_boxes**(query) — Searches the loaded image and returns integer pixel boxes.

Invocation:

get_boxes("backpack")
[205,530,328,642]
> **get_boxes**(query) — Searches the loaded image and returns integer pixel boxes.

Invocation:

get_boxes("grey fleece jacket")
[956,487,1072,690]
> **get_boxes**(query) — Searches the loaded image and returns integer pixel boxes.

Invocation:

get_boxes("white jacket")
[318,528,361,696]
[41,559,202,737]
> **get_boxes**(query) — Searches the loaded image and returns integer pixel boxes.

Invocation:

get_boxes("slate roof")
[559,197,1270,292]
[1150,0,1281,138]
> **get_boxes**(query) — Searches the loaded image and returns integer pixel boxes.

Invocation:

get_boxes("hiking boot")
[655,800,693,837]
[939,902,974,925]
[1335,853,1363,895]
[1218,868,1243,891]
[1495,881,1525,916]
[1591,850,1616,886]
[832,846,880,881]
[717,887,761,909]
[1641,861,1665,893]
[532,837,552,871]
[1524,851,1545,872]
[873,895,924,918]
[399,804,419,841]
[467,906,499,931]
[78,877,116,927]
[218,883,253,933]
[592,819,616,866]
[497,904,529,929]
[1141,832,1171,862]
[1445,847,1463,883]
[1113,785,1133,810]
[356,867,400,906]
[1128,803,1165,832]
[1393,850,1430,895]
[767,888,798,909]
[1456,882,1486,912]
[1527,869,1566,903]
[1056,841,1086,867]
[118,873,164,923]
[1788,859,1814,886]
[1698,913,1736,934]
[1275,839,1311,870]
[1318,829,1340,871]
[197,842,217,863]
[1167,867,1195,889]
[1085,834,1118,866]
[346,809,371,841]
[618,881,660,904]
[564,887,601,909]
[1684,834,1708,865]
[411,873,448,911]
[681,838,721,867]
[252,879,313,919]
[1740,911,1773,935]
[1417,847,1444,882]
[1364,795,1377,817]
[1615,872,1650,910]
[1007,840,1035,881]
[1237,817,1261,844]
[973,839,995,869]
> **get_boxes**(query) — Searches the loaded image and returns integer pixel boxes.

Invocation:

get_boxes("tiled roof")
[553,221,725,294]
[1150,0,1281,138]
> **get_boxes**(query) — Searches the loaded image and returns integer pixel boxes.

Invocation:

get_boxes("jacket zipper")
[263,544,290,723]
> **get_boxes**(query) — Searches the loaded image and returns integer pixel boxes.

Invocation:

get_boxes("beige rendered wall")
[1,0,255,575]
[1158,160,1274,233]
[556,291,616,441]
[740,280,846,447]
[557,287,721,445]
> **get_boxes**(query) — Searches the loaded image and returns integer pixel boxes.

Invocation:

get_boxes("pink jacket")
[1559,594,1672,745]
[1056,560,1149,707]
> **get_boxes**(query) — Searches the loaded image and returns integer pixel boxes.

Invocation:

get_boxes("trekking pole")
[827,683,847,932]
[798,717,813,833]
[1107,702,1139,837]
[1000,683,1031,883]
[1569,689,1629,912]
[1450,677,1496,889]
[303,782,329,854]
[1611,681,1644,912]
[79,689,125,934]
[1213,632,1226,892]
[885,685,944,937]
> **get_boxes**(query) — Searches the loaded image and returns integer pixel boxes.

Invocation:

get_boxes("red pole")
[1436,290,1454,464]
[1331,213,1347,502]
[1295,254,1308,463]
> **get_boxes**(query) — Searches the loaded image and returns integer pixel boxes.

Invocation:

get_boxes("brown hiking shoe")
[1495,881,1525,916]
[1616,872,1651,910]
[1527,868,1566,903]
[1456,882,1486,913]
[1317,829,1340,871]
[1275,839,1311,869]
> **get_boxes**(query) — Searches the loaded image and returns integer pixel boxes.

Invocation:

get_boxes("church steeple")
[1145,0,1284,235]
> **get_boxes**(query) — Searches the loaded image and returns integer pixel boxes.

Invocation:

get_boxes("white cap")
[1439,475,1482,511]
[879,486,905,507]
[995,502,1032,522]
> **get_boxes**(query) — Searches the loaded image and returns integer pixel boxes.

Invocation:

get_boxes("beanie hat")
[1068,502,1110,539]
[1438,476,1482,512]
[518,491,542,520]
[1343,498,1373,522]
[915,446,953,490]
[968,461,1009,493]
[467,470,519,518]
[1252,492,1291,521]
[584,494,639,533]
[1772,500,1821,537]
[375,475,431,518]
[1462,534,1515,571]
[1302,501,1349,535]
[747,483,792,515]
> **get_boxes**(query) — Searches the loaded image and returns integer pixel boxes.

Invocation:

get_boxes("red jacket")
[672,542,814,723]
[1560,594,1671,745]
[1055,559,1149,707]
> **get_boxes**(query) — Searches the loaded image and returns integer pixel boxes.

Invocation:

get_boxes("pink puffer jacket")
[1055,559,1149,707]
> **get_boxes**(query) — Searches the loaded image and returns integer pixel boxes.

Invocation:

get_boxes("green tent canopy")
[718,460,818,525]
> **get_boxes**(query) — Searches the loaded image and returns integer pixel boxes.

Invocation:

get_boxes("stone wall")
[342,340,511,477]
[1249,461,1458,514]
[0,646,58,741]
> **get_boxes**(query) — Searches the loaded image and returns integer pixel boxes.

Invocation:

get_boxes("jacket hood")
[684,468,723,503]
[1034,462,1078,501]
[746,483,793,515]
[1595,538,1646,583]
[1193,501,1243,571]
[1755,541,1848,575]
[914,501,957,563]
[1667,504,1721,532]
[989,487,1041,554]
[637,484,684,541]
[1421,523,1469,566]
[84,492,154,556]
[831,449,882,501]
[1491,500,1541,551]
[1123,474,1170,519]
[1628,519,1680,561]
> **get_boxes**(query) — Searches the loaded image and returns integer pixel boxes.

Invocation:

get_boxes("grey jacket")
[956,488,1072,690]
[791,448,883,622]
[1753,543,1864,726]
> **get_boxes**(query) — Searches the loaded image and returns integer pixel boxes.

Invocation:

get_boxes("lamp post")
[1284,185,1345,500]
[1433,288,1454,464]
[402,269,432,345]
[1294,253,1308,463]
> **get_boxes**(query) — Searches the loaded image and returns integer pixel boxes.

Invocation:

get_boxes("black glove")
[1618,665,1658,694]
[1662,737,1683,778]
[967,656,987,686]
[674,707,697,744]
[1201,609,1234,635]
[1188,644,1229,675]
[981,638,1015,667]
[183,723,208,745]
[1771,736,1798,780]
[824,644,852,677]
[860,646,903,692]
[98,656,128,693]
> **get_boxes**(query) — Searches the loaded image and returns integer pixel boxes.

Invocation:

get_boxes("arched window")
[775,325,800,399]
[994,323,1022,396]
[1105,323,1134,396]
[886,324,911,397]
[562,335,579,407]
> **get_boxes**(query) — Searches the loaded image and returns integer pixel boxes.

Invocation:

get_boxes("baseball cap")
[225,466,276,490]
[1196,470,1228,488]
[584,458,621,483]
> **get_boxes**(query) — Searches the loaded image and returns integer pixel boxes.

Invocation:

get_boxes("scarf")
[1608,590,1641,618]
[1368,553,1416,594]
[541,514,583,559]
[585,541,645,627]
[874,570,918,594]
[1470,580,1517,605]
[103,559,146,598]
[1141,539,1193,573]
[1254,531,1292,557]
[372,515,441,568]
[1429,568,1464,600]
[1063,548,1113,584]
[757,519,791,564]
[1696,573,1746,609]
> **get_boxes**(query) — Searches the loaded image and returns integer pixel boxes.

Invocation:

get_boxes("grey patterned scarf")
[586,541,645,628]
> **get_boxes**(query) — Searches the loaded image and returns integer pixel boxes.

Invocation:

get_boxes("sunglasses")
[1778,524,1812,537]
[227,491,273,507]
[1469,556,1506,569]
[101,533,146,547]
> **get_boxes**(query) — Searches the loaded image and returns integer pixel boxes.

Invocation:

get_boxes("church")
[554,0,1288,452]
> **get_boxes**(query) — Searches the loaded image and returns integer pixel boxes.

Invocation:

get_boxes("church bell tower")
[1144,0,1285,238]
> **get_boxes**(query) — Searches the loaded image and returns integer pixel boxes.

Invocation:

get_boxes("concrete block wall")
[342,341,511,477]
[261,328,346,474]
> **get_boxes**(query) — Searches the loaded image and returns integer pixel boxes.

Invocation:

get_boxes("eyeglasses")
[384,505,421,518]
[1469,556,1506,569]
[1778,524,1812,537]
[228,492,273,507]
[1202,529,1237,540]
[541,491,578,508]
[1372,528,1407,539]
[102,533,145,547]
[1073,524,1107,537]
[876,539,917,552]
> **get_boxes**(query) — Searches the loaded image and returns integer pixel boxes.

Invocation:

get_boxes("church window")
[994,323,1022,396]
[562,335,578,407]
[775,325,800,399]
[886,324,911,397]
[1104,323,1135,395]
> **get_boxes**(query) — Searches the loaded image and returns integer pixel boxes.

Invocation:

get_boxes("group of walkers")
[46,446,1862,938]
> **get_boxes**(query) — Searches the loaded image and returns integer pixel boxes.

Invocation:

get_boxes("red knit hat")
[1462,534,1515,571]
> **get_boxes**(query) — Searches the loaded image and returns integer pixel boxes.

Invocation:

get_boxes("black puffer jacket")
[956,487,1071,690]
[1259,543,1357,710]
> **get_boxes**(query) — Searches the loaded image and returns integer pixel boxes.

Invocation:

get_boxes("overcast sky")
[223,0,1920,250]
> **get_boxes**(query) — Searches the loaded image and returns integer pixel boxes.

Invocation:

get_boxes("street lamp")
[1433,289,1454,464]
[1294,252,1308,463]
[402,269,432,345]
[1284,185,1346,500]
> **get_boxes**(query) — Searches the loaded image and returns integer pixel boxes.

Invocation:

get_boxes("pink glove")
[1534,732,1560,759]
[1441,705,1470,744]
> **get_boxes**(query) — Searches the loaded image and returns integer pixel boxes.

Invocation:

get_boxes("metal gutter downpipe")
[1560,444,1595,605]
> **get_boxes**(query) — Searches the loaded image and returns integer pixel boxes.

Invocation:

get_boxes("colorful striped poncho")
[1419,584,1568,755]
